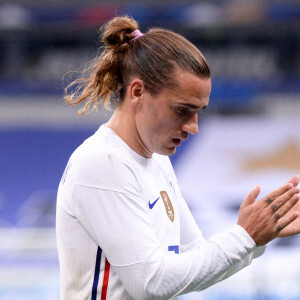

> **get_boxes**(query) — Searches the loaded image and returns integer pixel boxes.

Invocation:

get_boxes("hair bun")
[102,16,138,49]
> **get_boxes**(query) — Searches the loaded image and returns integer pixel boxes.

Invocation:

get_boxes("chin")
[155,147,176,156]
[168,147,177,156]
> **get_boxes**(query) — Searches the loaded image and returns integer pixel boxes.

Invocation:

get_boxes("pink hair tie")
[131,29,144,41]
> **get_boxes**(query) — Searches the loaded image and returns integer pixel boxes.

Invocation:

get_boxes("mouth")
[172,138,181,146]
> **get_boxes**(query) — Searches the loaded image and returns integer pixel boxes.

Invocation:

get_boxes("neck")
[106,108,152,158]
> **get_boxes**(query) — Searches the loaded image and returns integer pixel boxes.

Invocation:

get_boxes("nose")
[181,112,198,135]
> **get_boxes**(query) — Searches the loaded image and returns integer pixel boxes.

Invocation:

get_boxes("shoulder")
[65,128,141,192]
[73,125,135,167]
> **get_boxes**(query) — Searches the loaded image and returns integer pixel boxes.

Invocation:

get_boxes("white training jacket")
[56,125,265,300]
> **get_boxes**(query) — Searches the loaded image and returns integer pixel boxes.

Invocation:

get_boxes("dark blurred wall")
[0,1,299,110]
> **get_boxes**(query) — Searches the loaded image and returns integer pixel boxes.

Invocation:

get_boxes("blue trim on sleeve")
[92,246,102,300]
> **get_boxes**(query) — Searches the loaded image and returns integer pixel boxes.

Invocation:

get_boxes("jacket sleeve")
[178,195,266,283]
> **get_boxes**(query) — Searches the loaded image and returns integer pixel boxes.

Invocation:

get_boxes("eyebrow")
[176,103,208,110]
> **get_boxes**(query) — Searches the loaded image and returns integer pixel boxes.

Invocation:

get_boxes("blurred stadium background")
[0,0,299,299]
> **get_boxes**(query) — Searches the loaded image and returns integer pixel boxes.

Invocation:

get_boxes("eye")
[176,107,188,115]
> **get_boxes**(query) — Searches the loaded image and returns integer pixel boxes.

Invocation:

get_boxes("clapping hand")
[238,175,300,246]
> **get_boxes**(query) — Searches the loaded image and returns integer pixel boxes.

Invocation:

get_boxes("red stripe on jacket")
[101,259,110,299]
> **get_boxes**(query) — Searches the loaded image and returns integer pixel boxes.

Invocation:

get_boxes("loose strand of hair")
[63,49,119,115]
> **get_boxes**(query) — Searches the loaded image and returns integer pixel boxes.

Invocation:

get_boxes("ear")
[129,79,144,106]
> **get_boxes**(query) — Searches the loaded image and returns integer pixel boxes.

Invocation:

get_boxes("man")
[57,16,300,300]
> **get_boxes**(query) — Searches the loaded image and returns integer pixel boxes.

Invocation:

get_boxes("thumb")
[240,185,261,209]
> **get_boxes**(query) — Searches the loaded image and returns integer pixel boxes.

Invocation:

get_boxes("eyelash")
[176,108,187,115]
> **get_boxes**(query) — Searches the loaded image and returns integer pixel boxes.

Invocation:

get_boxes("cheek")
[150,116,172,134]
[158,114,180,132]
[140,117,168,146]
[140,100,178,141]
[154,112,181,139]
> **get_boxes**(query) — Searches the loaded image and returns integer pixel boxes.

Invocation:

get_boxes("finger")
[275,211,299,234]
[240,185,260,209]
[269,186,300,212]
[262,183,293,207]
[288,175,300,187]
[272,194,300,220]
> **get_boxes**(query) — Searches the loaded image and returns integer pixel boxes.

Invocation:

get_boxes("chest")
[141,166,180,254]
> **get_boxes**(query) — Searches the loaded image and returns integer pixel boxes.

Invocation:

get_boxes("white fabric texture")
[56,125,265,300]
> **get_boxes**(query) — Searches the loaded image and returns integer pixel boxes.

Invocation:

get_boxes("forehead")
[168,70,211,108]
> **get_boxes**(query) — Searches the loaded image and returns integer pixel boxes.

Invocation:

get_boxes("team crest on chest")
[160,191,174,222]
